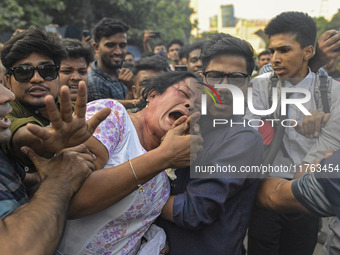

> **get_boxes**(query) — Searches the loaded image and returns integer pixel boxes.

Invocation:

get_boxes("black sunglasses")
[9,64,59,82]
[203,71,249,87]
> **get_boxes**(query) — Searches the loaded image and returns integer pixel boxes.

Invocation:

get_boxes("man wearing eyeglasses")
[157,33,263,254]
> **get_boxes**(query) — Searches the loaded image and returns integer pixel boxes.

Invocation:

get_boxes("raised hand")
[25,81,111,153]
[160,115,203,168]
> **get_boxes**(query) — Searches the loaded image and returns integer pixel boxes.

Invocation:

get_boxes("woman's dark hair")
[1,27,67,71]
[137,71,201,109]
[264,12,316,48]
[201,33,255,76]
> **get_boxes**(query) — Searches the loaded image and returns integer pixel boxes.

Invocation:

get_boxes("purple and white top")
[57,99,170,255]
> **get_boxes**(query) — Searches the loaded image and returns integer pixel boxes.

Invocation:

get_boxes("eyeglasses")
[203,71,249,87]
[9,64,59,82]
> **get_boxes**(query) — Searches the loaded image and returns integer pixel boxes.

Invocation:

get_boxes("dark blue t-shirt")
[157,116,263,255]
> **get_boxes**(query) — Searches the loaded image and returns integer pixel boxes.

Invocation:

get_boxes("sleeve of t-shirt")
[85,99,127,156]
[291,174,333,217]
[304,80,340,163]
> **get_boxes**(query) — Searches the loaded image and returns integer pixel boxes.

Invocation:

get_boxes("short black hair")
[138,71,199,109]
[186,41,204,60]
[61,38,94,66]
[179,44,188,60]
[1,27,67,71]
[265,12,316,48]
[258,50,270,59]
[126,52,134,57]
[168,39,184,50]
[93,17,129,43]
[132,55,169,76]
[201,33,255,76]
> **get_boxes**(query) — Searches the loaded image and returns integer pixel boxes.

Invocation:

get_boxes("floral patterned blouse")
[57,99,170,255]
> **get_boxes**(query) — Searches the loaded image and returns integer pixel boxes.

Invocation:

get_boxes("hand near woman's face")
[159,113,203,168]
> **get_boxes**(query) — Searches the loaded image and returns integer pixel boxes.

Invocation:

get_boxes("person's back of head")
[265,12,316,48]
[133,54,170,76]
[131,55,170,99]
[201,33,255,76]
[61,38,94,66]
[1,27,67,71]
[92,17,129,44]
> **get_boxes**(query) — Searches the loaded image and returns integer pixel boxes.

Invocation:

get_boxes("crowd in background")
[1,10,340,255]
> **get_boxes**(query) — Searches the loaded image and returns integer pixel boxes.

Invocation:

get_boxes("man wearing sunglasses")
[0,28,98,174]
[157,33,263,254]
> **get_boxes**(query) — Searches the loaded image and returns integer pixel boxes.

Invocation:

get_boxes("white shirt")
[245,70,340,177]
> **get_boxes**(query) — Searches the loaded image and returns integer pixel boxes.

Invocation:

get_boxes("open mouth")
[0,116,11,128]
[169,111,185,121]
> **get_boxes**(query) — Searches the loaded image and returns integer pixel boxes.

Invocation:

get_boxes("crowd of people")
[1,10,340,255]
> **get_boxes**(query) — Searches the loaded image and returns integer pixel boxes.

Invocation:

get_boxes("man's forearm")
[68,147,176,218]
[0,179,74,255]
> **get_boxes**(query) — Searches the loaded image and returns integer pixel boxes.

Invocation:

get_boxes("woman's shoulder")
[86,99,129,121]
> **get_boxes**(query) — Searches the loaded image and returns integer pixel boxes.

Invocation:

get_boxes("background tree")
[0,0,193,48]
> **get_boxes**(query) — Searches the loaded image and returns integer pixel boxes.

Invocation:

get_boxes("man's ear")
[93,42,99,54]
[304,45,314,61]
[6,74,12,91]
[132,85,137,99]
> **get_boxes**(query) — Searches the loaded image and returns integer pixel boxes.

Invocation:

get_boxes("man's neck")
[97,59,119,78]
[279,67,310,86]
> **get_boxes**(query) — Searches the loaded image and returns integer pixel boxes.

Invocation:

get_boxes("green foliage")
[314,9,340,39]
[0,0,65,32]
[0,0,193,48]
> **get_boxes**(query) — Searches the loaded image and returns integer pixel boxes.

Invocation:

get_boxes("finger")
[294,123,303,135]
[313,113,323,137]
[127,72,133,80]
[170,121,189,135]
[86,107,111,133]
[313,157,322,165]
[320,30,337,43]
[190,112,201,124]
[322,113,331,127]
[74,81,87,118]
[84,160,96,171]
[59,85,73,123]
[21,146,45,167]
[301,116,311,138]
[324,149,334,159]
[77,154,96,171]
[68,144,91,154]
[120,68,127,75]
[170,115,188,129]
[191,123,200,134]
[307,117,315,138]
[26,123,51,141]
[44,95,63,130]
